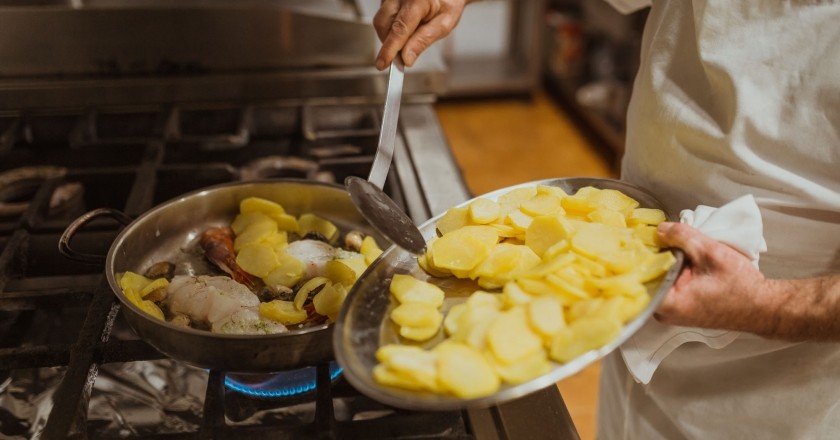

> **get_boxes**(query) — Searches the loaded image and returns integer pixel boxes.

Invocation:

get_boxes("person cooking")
[373,0,840,438]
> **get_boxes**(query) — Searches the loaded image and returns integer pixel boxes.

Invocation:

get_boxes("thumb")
[656,222,714,265]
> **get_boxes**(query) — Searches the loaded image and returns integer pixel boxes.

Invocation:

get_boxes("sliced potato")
[501,281,533,308]
[138,278,170,299]
[443,303,467,336]
[536,184,569,198]
[390,302,444,328]
[231,211,273,235]
[389,274,445,307]
[240,197,285,216]
[587,208,627,228]
[360,236,384,264]
[297,213,338,242]
[497,187,537,204]
[259,231,289,254]
[272,213,299,233]
[587,273,646,298]
[469,198,501,224]
[633,251,677,283]
[399,325,441,342]
[378,345,441,391]
[527,296,565,340]
[489,223,519,238]
[545,274,592,302]
[312,283,347,316]
[462,312,498,351]
[505,209,533,231]
[451,225,500,246]
[431,230,496,272]
[518,252,575,278]
[236,243,279,278]
[259,300,308,325]
[560,195,597,216]
[294,276,330,310]
[489,350,551,385]
[471,243,540,286]
[119,271,153,297]
[373,364,428,392]
[573,255,608,278]
[449,293,502,347]
[436,206,471,235]
[599,245,653,275]
[137,300,165,320]
[515,278,558,297]
[435,341,500,399]
[262,252,305,287]
[486,307,543,365]
[587,188,639,216]
[549,316,622,363]
[612,294,650,323]
[569,223,625,261]
[234,220,278,251]
[417,247,451,278]
[628,207,667,226]
[520,193,562,217]
[525,215,570,258]
[325,257,364,286]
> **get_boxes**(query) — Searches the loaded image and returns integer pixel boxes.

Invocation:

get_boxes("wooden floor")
[434,90,618,440]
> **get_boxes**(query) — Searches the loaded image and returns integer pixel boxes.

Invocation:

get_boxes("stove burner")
[0,166,84,217]
[225,362,343,399]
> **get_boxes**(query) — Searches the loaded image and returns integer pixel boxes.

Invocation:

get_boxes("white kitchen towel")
[619,194,767,384]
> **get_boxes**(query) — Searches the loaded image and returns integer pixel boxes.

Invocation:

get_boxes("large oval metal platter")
[333,177,684,411]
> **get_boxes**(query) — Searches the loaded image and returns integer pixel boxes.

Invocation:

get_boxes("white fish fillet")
[167,275,286,334]
[212,308,287,335]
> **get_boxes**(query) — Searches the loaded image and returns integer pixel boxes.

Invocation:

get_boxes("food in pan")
[117,197,383,334]
[373,185,676,398]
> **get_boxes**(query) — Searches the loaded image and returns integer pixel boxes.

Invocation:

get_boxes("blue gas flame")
[224,362,343,398]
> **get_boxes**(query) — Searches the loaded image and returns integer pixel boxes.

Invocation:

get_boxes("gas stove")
[0,2,582,440]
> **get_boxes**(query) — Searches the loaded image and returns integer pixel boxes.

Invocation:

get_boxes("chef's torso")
[622,0,840,278]
[601,1,840,438]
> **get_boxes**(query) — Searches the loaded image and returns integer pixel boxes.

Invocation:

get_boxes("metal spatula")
[345,58,426,255]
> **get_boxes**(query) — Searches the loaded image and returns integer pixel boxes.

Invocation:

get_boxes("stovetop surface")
[0,101,579,440]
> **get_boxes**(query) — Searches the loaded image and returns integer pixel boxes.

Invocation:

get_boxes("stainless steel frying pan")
[60,179,384,373]
[333,177,684,411]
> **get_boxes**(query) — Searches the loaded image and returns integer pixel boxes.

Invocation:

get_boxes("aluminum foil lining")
[0,360,393,438]
[0,360,206,439]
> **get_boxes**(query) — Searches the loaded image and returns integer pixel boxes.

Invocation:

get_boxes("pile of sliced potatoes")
[231,197,382,324]
[373,184,676,398]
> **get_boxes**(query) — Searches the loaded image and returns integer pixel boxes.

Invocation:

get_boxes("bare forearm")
[655,222,840,342]
[756,276,840,341]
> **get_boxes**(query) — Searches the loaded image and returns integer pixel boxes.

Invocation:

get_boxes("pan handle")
[59,208,133,264]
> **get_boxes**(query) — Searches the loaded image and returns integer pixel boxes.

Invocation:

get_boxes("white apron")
[597,1,840,439]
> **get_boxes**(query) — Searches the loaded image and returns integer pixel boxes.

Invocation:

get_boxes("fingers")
[373,0,468,70]
[375,1,434,70]
[373,0,400,42]
[402,12,457,66]
[656,222,714,265]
